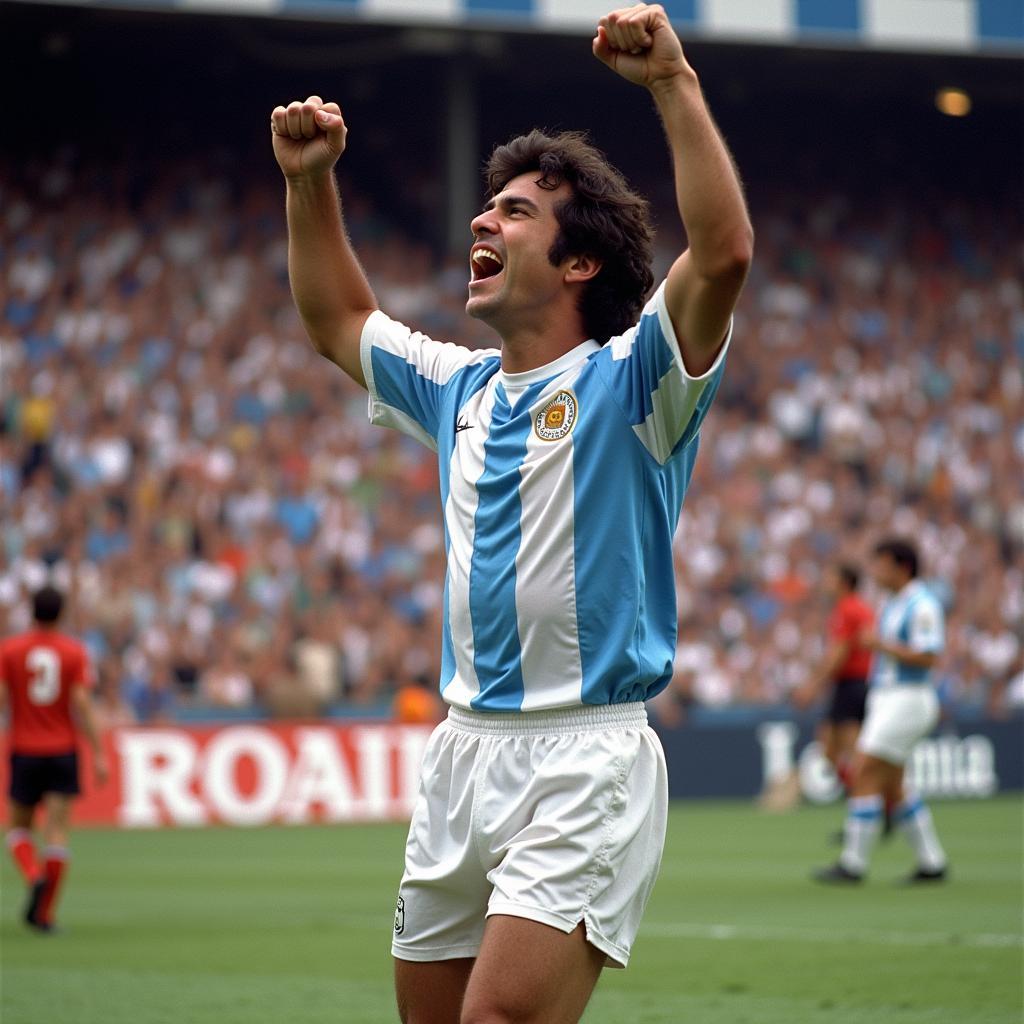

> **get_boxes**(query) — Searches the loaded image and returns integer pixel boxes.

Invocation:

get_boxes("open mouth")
[470,245,504,284]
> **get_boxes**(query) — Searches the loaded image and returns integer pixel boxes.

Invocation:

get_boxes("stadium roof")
[7,0,1024,55]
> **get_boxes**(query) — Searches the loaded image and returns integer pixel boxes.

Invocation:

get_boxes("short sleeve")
[599,281,731,465]
[829,605,855,642]
[359,311,498,451]
[908,598,944,654]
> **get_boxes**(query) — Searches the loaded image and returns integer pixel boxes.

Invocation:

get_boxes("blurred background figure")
[816,540,949,885]
[793,563,874,793]
[393,678,443,726]
[1,586,109,931]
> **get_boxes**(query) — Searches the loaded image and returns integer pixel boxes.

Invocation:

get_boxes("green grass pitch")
[2,797,1020,1023]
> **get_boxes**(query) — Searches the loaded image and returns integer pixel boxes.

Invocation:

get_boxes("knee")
[848,758,874,794]
[851,757,892,796]
[461,1001,529,1024]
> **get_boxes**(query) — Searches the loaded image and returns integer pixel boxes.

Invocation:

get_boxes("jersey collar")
[498,339,601,389]
[894,579,924,603]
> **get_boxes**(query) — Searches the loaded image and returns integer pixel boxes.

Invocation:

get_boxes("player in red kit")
[794,564,875,791]
[1,586,109,932]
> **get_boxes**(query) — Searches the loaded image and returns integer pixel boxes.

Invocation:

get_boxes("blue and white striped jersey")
[360,281,730,712]
[869,580,945,689]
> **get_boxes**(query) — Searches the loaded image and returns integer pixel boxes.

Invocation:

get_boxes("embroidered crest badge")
[534,389,579,442]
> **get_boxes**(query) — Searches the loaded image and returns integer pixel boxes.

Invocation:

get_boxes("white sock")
[839,794,884,875]
[896,794,947,872]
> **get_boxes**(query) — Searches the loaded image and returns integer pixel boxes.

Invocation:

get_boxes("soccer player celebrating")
[793,563,875,791]
[815,540,949,885]
[272,4,752,1020]
[1,586,109,931]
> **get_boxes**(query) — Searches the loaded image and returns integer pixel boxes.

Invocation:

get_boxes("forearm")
[875,642,937,669]
[73,694,103,755]
[286,171,376,382]
[651,73,752,278]
[812,646,847,691]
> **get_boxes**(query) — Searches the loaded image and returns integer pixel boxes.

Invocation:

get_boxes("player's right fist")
[271,95,347,180]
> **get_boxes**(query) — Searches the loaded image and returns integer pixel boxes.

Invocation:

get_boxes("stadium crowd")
[2,152,1022,724]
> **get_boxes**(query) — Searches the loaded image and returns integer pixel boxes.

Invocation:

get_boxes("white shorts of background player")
[857,686,940,766]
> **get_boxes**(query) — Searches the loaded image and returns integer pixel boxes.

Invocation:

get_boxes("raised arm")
[594,4,753,375]
[271,95,377,387]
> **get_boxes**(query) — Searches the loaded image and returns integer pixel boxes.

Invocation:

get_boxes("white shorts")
[391,702,668,969]
[858,686,940,765]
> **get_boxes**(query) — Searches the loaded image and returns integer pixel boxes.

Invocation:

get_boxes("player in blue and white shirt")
[363,282,726,715]
[272,5,753,1019]
[816,539,949,885]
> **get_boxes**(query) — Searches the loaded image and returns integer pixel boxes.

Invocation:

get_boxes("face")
[466,172,594,334]
[870,554,903,592]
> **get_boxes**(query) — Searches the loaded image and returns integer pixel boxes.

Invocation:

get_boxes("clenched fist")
[593,4,690,90]
[271,95,347,180]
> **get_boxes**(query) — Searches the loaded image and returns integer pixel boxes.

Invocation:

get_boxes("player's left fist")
[593,4,690,90]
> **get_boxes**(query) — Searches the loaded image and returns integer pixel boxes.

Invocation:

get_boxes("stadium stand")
[2,149,1020,723]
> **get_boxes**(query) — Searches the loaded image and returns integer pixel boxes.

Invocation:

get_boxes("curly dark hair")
[32,585,64,624]
[874,538,920,579]
[836,563,860,591]
[485,130,654,344]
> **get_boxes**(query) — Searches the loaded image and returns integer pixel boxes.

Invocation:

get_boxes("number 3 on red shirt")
[26,647,61,706]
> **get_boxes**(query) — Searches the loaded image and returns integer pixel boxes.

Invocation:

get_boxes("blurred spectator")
[1,151,1020,721]
[200,645,254,711]
[393,679,445,725]
[292,606,343,708]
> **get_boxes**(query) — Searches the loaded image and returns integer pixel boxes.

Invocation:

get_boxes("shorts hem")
[486,901,629,969]
[857,740,909,766]
[391,941,481,963]
[8,787,80,803]
[581,915,629,969]
[486,900,577,934]
[825,711,865,725]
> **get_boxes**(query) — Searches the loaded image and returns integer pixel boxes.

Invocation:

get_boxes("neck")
[490,303,590,375]
[499,332,589,375]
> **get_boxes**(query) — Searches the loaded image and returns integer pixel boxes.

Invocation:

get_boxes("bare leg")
[394,957,474,1024]
[850,752,903,801]
[460,917,605,1024]
[831,753,903,876]
[833,722,861,771]
[8,801,35,831]
[42,794,72,849]
[817,721,838,769]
